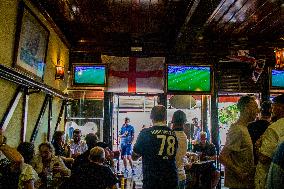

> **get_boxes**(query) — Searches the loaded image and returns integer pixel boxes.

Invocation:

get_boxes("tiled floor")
[117,159,229,189]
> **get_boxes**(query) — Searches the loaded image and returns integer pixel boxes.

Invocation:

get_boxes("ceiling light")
[131,47,143,52]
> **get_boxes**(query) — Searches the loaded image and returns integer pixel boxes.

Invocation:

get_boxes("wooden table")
[186,160,215,189]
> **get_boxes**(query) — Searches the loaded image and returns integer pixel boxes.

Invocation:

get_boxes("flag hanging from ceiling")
[101,55,165,93]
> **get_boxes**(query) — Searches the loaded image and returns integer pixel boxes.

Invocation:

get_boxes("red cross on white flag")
[101,55,165,93]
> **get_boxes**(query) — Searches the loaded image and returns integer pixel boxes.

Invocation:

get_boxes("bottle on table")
[121,177,125,189]
[46,167,53,189]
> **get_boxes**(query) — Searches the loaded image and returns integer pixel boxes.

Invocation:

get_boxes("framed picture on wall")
[13,2,49,81]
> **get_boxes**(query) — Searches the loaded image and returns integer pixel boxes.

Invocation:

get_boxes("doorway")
[112,94,158,150]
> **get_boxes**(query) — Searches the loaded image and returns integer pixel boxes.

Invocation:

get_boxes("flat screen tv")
[271,69,284,89]
[72,64,107,87]
[167,65,212,93]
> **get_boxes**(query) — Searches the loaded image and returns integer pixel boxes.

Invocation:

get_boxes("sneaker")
[123,169,128,177]
[132,169,136,176]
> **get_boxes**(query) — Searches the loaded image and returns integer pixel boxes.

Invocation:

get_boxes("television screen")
[73,64,106,86]
[271,69,284,88]
[167,65,211,93]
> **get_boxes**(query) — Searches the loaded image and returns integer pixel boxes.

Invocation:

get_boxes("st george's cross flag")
[101,55,165,93]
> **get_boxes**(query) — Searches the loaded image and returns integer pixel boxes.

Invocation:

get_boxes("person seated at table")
[69,129,88,159]
[52,131,74,167]
[17,142,40,188]
[31,142,71,188]
[72,133,98,173]
[96,141,115,172]
[64,146,119,189]
[0,129,39,189]
[192,132,220,189]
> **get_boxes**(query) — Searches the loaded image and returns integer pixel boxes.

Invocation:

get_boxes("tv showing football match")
[73,64,106,86]
[167,65,211,93]
[271,69,284,88]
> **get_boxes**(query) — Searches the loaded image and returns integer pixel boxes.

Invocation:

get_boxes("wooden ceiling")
[206,0,284,41]
[31,0,283,55]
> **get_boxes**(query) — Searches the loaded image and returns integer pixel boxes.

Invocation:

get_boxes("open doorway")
[112,94,213,149]
[218,93,261,146]
[112,94,158,150]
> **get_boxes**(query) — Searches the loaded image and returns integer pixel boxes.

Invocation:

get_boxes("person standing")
[220,95,259,189]
[192,118,201,141]
[172,110,188,189]
[247,101,271,164]
[132,105,178,189]
[119,117,135,176]
[255,94,284,189]
[266,141,284,189]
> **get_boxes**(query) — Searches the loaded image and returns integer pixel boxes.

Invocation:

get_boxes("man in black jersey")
[132,105,178,189]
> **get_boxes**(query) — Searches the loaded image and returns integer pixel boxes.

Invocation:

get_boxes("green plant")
[218,104,239,125]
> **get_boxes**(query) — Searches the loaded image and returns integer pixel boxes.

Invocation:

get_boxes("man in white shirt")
[255,94,284,189]
[70,129,88,158]
[220,95,259,189]
[172,110,188,189]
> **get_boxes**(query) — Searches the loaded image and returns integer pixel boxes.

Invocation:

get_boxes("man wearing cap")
[119,117,135,177]
[255,94,284,189]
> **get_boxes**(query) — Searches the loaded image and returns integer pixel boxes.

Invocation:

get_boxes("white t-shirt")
[255,117,284,189]
[19,163,39,189]
[222,122,254,188]
[174,130,188,181]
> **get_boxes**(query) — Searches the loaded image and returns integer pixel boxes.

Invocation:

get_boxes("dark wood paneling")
[30,0,283,56]
[206,0,283,41]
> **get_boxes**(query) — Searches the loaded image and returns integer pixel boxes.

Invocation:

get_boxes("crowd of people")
[0,127,117,189]
[0,105,220,189]
[220,94,284,189]
[131,105,219,189]
[2,94,283,189]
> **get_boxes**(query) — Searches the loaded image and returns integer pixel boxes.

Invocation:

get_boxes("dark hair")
[237,95,255,112]
[85,133,98,149]
[39,142,54,153]
[17,142,34,164]
[125,117,130,121]
[52,131,64,143]
[96,142,108,148]
[260,101,272,117]
[272,94,284,105]
[172,110,187,125]
[73,129,81,135]
[150,105,167,122]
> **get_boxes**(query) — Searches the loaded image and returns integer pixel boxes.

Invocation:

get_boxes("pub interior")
[0,0,284,189]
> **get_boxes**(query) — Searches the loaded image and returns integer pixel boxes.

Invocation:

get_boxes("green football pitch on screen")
[168,68,210,92]
[74,66,106,85]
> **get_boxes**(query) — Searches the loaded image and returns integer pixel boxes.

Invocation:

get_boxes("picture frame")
[13,2,49,81]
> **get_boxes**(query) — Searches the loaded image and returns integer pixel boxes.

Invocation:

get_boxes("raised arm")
[0,129,23,165]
